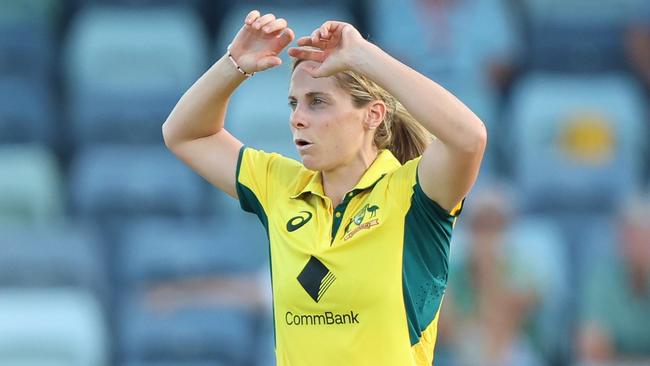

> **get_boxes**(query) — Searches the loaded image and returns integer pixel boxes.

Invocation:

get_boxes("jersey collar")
[290,149,401,200]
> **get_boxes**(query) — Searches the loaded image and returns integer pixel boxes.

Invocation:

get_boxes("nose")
[290,108,308,129]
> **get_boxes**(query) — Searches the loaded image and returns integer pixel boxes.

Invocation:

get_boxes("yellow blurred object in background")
[558,112,616,165]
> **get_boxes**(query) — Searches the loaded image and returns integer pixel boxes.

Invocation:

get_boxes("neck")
[322,148,379,206]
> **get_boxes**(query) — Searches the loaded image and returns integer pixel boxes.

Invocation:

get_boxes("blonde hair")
[292,59,432,164]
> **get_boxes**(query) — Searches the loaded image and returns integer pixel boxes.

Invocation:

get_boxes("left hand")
[288,21,367,78]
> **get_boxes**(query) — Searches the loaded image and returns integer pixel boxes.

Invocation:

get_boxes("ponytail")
[380,98,432,164]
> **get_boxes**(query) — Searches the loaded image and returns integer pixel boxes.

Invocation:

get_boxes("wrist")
[226,43,255,77]
[217,54,248,87]
[349,40,381,76]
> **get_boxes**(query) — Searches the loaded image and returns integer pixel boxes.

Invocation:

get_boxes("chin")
[300,152,334,172]
[300,155,322,171]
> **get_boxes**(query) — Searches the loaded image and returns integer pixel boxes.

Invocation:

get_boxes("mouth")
[294,138,313,151]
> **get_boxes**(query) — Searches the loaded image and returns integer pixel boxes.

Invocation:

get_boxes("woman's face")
[288,61,367,172]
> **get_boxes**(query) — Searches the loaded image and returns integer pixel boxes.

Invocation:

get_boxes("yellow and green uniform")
[236,147,462,366]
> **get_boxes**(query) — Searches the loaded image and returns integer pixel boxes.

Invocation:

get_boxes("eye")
[288,100,297,109]
[311,97,324,105]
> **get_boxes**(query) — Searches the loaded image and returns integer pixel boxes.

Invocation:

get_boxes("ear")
[364,100,386,131]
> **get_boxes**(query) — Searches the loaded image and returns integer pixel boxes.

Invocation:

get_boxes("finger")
[320,23,330,38]
[287,47,326,63]
[311,29,321,44]
[252,13,275,30]
[257,56,283,71]
[245,10,260,25]
[324,21,347,33]
[323,21,348,42]
[296,36,313,47]
[299,61,327,78]
[276,27,295,46]
[304,33,328,50]
[310,28,331,45]
[263,18,287,34]
[297,36,327,49]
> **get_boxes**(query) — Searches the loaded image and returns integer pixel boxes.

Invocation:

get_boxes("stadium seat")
[74,0,204,6]
[0,78,56,146]
[0,0,59,23]
[520,0,647,24]
[68,145,206,220]
[0,0,58,83]
[0,288,108,366]
[215,4,353,159]
[526,21,627,73]
[117,217,268,285]
[118,300,257,366]
[64,5,208,144]
[506,73,647,212]
[0,222,106,297]
[520,0,648,72]
[115,217,266,365]
[0,145,64,224]
[125,362,227,366]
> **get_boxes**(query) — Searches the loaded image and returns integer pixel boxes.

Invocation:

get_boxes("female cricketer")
[162,9,486,366]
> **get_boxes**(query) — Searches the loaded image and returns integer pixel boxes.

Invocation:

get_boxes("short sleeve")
[386,157,464,218]
[235,146,302,218]
[395,157,464,345]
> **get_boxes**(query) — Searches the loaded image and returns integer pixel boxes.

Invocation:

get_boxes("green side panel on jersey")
[402,179,456,345]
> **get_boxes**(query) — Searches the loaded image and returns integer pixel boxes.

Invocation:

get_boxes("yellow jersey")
[236,147,462,366]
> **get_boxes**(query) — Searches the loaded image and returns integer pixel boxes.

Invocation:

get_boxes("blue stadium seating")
[520,0,647,24]
[0,145,64,224]
[0,0,57,83]
[520,0,648,72]
[0,222,106,296]
[0,2,648,365]
[0,78,56,146]
[117,217,267,284]
[0,288,108,366]
[115,217,266,365]
[68,145,206,220]
[118,300,257,366]
[126,362,227,366]
[64,5,208,144]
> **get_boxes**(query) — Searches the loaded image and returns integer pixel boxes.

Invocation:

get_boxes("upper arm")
[166,129,243,199]
[417,133,486,213]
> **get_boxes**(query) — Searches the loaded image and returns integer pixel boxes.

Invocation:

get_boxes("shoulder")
[238,146,305,183]
[384,156,462,218]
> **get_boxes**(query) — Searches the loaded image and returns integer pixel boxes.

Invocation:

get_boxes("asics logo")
[287,211,313,232]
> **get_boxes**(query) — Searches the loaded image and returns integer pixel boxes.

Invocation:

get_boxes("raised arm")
[162,10,294,198]
[288,21,486,212]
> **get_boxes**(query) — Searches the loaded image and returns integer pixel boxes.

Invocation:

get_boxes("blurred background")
[0,0,648,365]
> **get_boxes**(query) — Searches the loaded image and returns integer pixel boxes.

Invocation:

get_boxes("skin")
[162,9,486,213]
[287,19,487,210]
[288,61,385,205]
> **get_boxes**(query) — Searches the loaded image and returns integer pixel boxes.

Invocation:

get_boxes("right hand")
[228,10,295,73]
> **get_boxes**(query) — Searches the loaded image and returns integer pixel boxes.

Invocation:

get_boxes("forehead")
[289,62,343,97]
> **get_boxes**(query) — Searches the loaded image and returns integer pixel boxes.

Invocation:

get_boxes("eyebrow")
[288,91,334,100]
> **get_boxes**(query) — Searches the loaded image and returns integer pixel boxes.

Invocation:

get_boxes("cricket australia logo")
[297,256,336,303]
[343,204,380,241]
